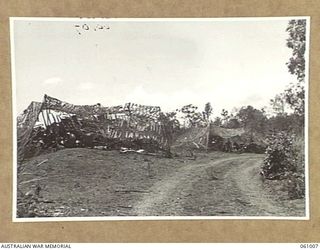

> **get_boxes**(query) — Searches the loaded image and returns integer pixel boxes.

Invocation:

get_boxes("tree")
[286,19,306,82]
[180,104,206,127]
[204,102,213,121]
[266,113,301,134]
[236,105,267,133]
[270,94,286,116]
[261,19,307,192]
[221,109,229,125]
[282,19,306,118]
[269,19,306,126]
[283,82,305,118]
[213,117,222,126]
[224,117,241,129]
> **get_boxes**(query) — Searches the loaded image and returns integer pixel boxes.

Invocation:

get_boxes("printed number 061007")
[300,244,319,248]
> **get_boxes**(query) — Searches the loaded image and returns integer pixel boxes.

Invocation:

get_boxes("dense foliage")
[261,19,306,199]
[286,19,307,82]
[261,132,297,179]
[271,19,306,119]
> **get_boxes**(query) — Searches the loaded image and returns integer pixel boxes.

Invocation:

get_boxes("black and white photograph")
[11,17,309,220]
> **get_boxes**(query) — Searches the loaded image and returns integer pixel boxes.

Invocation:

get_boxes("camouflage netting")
[17,101,43,163]
[170,124,266,155]
[209,125,266,153]
[172,126,209,150]
[17,95,268,164]
[17,95,171,163]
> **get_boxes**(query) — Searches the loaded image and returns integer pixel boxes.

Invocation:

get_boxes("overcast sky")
[12,18,298,116]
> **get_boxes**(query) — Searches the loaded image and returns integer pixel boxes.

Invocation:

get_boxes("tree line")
[159,19,306,199]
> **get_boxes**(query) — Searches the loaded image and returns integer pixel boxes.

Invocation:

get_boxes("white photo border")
[10,16,311,222]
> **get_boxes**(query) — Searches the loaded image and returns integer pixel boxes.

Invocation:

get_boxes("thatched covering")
[209,125,266,153]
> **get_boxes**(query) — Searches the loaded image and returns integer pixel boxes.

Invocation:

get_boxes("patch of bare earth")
[17,148,305,217]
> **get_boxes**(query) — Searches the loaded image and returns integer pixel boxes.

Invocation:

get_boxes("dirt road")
[17,149,305,217]
[132,154,303,216]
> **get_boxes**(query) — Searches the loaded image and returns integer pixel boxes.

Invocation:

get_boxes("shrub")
[261,131,305,199]
[262,132,297,179]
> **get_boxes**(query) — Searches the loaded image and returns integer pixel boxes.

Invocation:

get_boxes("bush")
[261,131,305,199]
[262,132,297,179]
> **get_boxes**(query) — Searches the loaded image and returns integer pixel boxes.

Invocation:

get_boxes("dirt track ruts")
[17,149,305,218]
[132,154,296,216]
